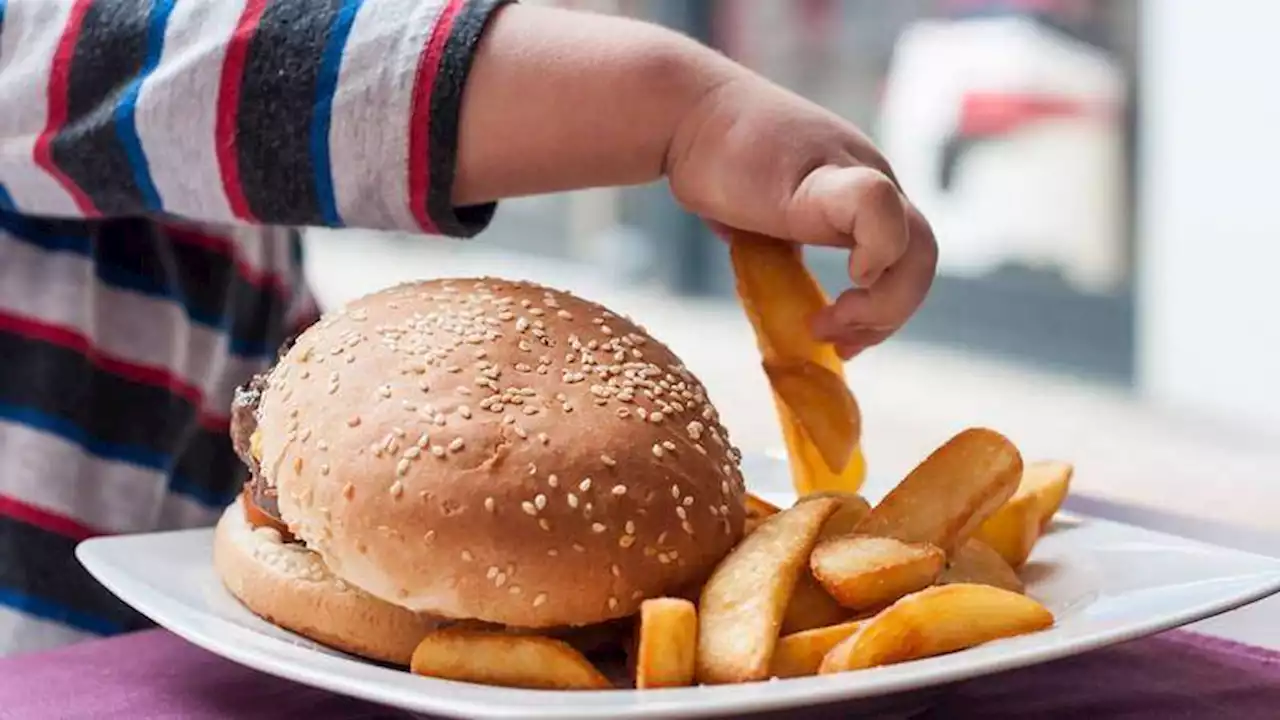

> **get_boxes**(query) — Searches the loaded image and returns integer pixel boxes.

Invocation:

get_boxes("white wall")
[1138,0,1280,430]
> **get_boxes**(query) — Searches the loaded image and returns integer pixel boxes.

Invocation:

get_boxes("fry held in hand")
[771,619,865,678]
[729,233,866,495]
[764,360,861,474]
[697,498,842,684]
[811,535,946,611]
[856,428,1023,554]
[938,538,1025,594]
[410,630,611,690]
[819,584,1054,673]
[635,598,698,689]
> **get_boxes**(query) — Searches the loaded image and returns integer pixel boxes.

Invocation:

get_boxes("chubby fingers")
[812,204,938,358]
[786,165,910,287]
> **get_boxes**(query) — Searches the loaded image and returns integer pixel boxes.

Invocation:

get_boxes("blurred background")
[307,1,1279,546]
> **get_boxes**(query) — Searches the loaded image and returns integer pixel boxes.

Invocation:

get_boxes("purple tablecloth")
[1,629,1278,719]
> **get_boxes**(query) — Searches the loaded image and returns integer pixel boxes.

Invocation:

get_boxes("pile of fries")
[406,233,1073,691]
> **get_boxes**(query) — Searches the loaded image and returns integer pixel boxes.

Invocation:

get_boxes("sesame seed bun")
[252,278,746,629]
[213,495,442,665]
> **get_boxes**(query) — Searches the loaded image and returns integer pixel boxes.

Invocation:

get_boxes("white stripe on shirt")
[133,0,247,223]
[0,0,79,215]
[0,606,95,656]
[329,0,448,231]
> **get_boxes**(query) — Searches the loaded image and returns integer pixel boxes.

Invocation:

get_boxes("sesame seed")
[676,507,688,520]
[538,433,550,445]
[486,566,498,579]
[534,494,547,510]
[721,480,731,495]
[610,564,621,578]
[458,406,472,419]
[495,572,507,588]
[430,445,446,458]
[601,454,616,467]
[484,497,495,512]
[591,523,606,534]
[319,463,330,476]
[449,438,465,452]
[608,597,619,610]
[524,406,540,416]
[652,445,665,458]
[650,412,665,424]
[403,446,421,459]
[390,481,404,499]
[461,550,473,562]
[579,478,592,492]
[539,518,551,531]
[658,531,669,544]
[619,535,636,548]
[671,485,681,499]
[682,521,695,535]
[378,385,392,398]
[342,483,355,499]
[533,593,548,607]
[395,459,410,477]
[567,494,579,509]
[547,549,558,557]
[521,501,537,516]
[347,416,362,427]
[528,463,538,476]
[611,485,627,496]
[573,543,586,553]
[547,474,559,488]
[657,553,671,565]
[293,457,303,473]
[625,520,636,534]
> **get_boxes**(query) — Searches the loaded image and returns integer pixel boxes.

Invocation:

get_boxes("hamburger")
[216,278,747,665]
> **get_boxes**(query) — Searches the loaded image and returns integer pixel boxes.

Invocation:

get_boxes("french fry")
[696,498,842,684]
[764,360,861,475]
[938,538,1025,594]
[781,573,852,635]
[856,428,1023,554]
[771,619,865,678]
[729,232,866,495]
[819,584,1054,673]
[635,599,698,689]
[410,630,611,690]
[810,535,946,611]
[800,491,873,541]
[1018,461,1074,530]
[974,492,1042,568]
[744,493,782,534]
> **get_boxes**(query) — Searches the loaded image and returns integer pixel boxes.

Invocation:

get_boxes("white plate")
[77,455,1280,720]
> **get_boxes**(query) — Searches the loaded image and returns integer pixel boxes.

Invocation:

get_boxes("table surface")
[1,628,1279,719]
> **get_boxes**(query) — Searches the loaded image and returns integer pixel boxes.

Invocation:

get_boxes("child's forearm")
[452,4,737,206]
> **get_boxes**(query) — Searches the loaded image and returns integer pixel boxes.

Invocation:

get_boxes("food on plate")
[810,535,947,611]
[763,360,861,475]
[214,278,747,670]
[781,572,852,635]
[696,498,842,684]
[974,492,1043,568]
[771,619,865,678]
[634,598,698,689]
[938,538,1025,594]
[410,630,611,690]
[1017,460,1074,530]
[729,231,866,495]
[854,428,1023,554]
[819,584,1055,673]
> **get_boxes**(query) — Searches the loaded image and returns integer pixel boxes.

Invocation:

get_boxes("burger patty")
[230,370,293,538]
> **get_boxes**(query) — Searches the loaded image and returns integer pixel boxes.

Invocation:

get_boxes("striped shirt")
[0,0,505,656]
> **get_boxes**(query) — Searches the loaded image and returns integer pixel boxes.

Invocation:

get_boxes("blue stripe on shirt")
[0,403,169,471]
[311,0,364,228]
[114,0,176,212]
[0,588,123,636]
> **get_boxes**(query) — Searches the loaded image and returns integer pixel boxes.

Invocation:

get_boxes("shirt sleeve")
[0,0,508,237]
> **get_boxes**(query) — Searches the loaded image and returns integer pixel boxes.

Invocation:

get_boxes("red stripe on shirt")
[0,309,228,427]
[164,226,286,297]
[32,0,99,217]
[215,0,270,223]
[407,0,463,234]
[0,495,101,542]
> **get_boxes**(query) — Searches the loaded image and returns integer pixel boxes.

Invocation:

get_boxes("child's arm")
[0,1,935,353]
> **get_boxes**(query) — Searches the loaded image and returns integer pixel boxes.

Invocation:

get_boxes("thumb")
[786,165,909,287]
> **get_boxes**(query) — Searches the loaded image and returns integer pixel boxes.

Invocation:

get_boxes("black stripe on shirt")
[234,0,345,225]
[0,514,153,634]
[425,0,506,237]
[171,427,247,508]
[49,0,152,215]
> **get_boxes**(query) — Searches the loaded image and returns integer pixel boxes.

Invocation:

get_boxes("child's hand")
[666,75,938,359]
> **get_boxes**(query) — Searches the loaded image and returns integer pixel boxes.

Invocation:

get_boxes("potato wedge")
[764,360,861,475]
[411,630,611,690]
[811,535,946,611]
[938,538,1025,593]
[974,492,1042,568]
[819,584,1054,673]
[856,428,1023,553]
[635,598,698,689]
[744,493,782,534]
[781,572,852,635]
[1018,460,1074,530]
[697,497,842,684]
[771,619,865,678]
[729,232,866,494]
[799,491,873,541]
